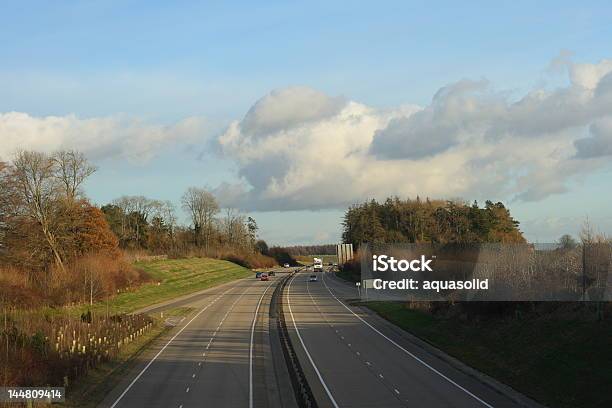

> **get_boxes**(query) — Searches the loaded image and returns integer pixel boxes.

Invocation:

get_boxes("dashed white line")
[185,387,190,393]
[109,287,234,408]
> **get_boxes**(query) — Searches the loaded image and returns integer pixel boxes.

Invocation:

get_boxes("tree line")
[0,149,273,307]
[100,190,261,257]
[342,197,525,247]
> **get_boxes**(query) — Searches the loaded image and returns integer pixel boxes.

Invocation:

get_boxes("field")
[365,301,612,408]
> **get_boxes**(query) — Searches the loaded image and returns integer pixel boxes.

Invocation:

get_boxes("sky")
[1,1,612,245]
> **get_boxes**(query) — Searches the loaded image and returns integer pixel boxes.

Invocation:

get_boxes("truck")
[313,257,323,271]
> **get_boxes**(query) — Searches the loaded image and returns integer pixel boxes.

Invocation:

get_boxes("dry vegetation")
[1,308,153,388]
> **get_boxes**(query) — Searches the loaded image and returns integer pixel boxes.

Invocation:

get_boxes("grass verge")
[365,301,612,408]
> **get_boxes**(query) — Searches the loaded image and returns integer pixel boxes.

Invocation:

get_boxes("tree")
[181,187,219,250]
[247,217,258,249]
[558,234,577,249]
[52,150,97,201]
[254,239,269,255]
[12,150,64,270]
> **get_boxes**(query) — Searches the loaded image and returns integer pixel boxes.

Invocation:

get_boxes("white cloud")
[217,57,612,211]
[0,112,209,162]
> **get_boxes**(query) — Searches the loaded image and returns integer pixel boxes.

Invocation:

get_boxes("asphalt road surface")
[99,271,294,408]
[285,268,527,408]
[101,267,537,408]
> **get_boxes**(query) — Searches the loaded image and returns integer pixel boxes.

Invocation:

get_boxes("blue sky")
[2,1,612,244]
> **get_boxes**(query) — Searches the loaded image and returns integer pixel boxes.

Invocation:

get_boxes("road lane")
[286,269,525,408]
[99,272,286,408]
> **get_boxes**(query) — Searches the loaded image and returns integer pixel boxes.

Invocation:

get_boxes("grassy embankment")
[68,257,253,316]
[365,301,612,408]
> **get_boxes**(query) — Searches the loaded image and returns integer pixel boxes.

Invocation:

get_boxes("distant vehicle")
[328,262,333,266]
[309,274,318,282]
[283,263,290,268]
[313,257,323,271]
[260,273,269,281]
[269,271,275,276]
[255,272,262,278]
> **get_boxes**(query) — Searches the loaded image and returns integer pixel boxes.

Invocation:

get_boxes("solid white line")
[249,280,274,408]
[287,273,340,408]
[321,272,495,408]
[109,287,233,408]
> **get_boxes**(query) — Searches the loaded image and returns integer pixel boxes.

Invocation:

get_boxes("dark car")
[261,273,269,281]
[255,272,262,278]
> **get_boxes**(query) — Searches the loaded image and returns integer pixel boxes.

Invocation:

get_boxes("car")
[283,263,290,268]
[269,271,275,276]
[308,274,318,282]
[260,273,269,281]
[255,272,262,278]
[328,262,333,266]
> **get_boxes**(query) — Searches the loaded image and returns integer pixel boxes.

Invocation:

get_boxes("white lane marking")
[322,272,494,408]
[109,287,234,408]
[185,387,190,393]
[249,280,274,408]
[379,374,384,379]
[192,373,196,378]
[288,273,340,408]
[394,389,400,395]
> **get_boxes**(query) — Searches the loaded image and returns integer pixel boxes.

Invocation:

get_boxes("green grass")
[69,257,252,316]
[365,301,612,408]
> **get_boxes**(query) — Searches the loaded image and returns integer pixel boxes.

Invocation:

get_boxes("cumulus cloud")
[217,57,612,211]
[0,112,209,162]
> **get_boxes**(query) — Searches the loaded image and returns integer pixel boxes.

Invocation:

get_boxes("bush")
[219,250,276,269]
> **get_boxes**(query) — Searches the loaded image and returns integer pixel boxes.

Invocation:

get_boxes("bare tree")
[223,208,249,248]
[158,200,177,243]
[52,150,97,201]
[12,150,64,270]
[181,187,219,250]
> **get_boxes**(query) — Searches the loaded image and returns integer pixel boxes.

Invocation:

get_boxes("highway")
[100,267,537,408]
[285,268,526,408]
[99,272,296,408]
